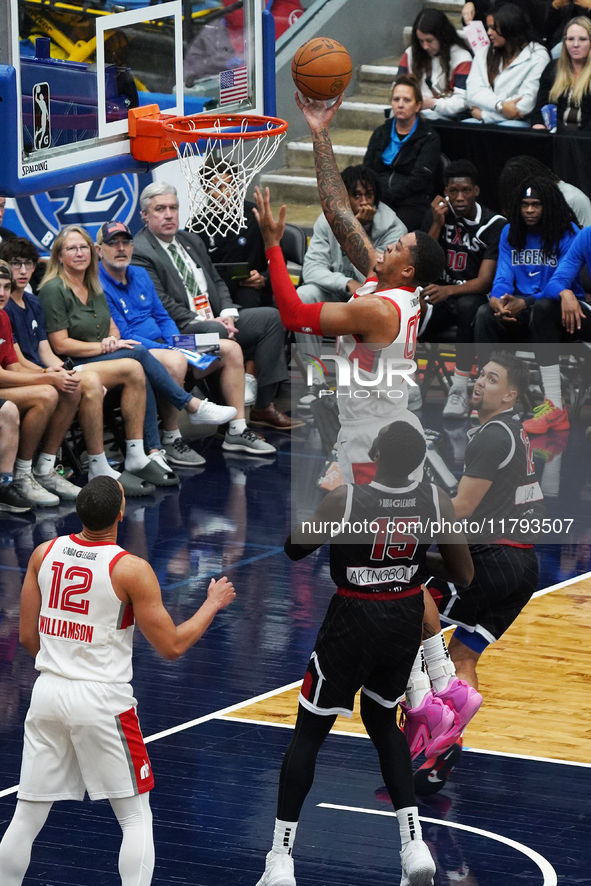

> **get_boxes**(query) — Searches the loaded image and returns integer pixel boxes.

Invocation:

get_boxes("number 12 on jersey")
[48,562,93,614]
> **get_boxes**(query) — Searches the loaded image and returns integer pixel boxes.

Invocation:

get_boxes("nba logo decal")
[33,83,51,151]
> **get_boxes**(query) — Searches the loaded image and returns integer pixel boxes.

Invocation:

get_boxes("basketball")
[291,37,352,101]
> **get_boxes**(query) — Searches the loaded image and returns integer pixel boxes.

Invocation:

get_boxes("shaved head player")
[0,475,235,886]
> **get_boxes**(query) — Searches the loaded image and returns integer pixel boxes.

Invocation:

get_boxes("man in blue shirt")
[474,180,583,350]
[97,222,274,461]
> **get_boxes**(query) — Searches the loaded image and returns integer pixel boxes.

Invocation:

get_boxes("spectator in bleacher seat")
[543,1,591,56]
[465,4,549,125]
[0,236,118,492]
[97,220,239,467]
[399,9,473,121]
[196,162,275,311]
[38,225,230,490]
[132,181,302,436]
[498,154,591,226]
[474,177,582,347]
[462,0,546,41]
[532,17,591,129]
[418,160,506,419]
[363,74,441,231]
[0,260,81,507]
[522,219,591,433]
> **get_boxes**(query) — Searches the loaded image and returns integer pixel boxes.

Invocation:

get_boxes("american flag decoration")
[219,67,249,105]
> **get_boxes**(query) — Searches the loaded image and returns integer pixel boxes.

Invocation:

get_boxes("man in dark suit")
[132,182,301,432]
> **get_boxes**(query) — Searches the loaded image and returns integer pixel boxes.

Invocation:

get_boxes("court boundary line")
[532,570,591,598]
[318,803,557,886]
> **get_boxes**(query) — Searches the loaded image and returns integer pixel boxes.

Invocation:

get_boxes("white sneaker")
[222,428,276,455]
[245,373,258,407]
[255,851,296,886]
[33,468,80,501]
[13,473,60,507]
[189,399,237,425]
[442,384,469,419]
[400,839,436,886]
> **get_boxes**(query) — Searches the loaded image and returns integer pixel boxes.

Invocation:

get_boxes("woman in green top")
[38,225,202,490]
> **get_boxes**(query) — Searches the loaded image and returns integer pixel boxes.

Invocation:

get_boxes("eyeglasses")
[63,244,91,254]
[9,260,36,271]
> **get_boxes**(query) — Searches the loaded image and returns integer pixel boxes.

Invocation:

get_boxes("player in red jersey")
[0,475,235,886]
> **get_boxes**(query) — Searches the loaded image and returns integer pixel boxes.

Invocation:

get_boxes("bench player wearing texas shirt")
[417,353,543,796]
[0,475,235,886]
[255,421,474,886]
[254,174,444,485]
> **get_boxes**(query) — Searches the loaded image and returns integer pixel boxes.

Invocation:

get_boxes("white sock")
[540,365,562,410]
[540,453,562,498]
[162,429,182,445]
[423,631,456,693]
[88,452,120,481]
[396,807,422,846]
[229,419,247,436]
[14,458,33,479]
[452,369,470,389]
[34,452,56,476]
[0,472,12,485]
[124,440,150,472]
[272,819,298,856]
[405,647,431,709]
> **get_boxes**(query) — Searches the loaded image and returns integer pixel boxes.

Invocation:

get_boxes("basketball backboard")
[0,0,275,197]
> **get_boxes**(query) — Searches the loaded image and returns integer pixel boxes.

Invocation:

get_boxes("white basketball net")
[171,117,286,239]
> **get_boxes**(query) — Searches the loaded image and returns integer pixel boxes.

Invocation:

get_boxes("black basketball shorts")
[427,544,538,646]
[299,591,424,717]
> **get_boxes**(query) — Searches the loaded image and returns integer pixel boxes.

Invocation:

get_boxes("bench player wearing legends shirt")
[0,476,235,886]
[416,353,543,796]
[418,160,506,419]
[255,422,474,886]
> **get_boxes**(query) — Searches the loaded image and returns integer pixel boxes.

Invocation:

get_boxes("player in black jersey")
[255,421,473,886]
[418,161,506,420]
[416,353,543,796]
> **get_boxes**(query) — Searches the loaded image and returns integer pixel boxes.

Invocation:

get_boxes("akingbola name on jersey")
[39,616,94,643]
[61,546,98,560]
[346,564,419,586]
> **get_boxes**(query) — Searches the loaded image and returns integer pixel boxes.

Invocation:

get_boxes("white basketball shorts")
[18,672,154,802]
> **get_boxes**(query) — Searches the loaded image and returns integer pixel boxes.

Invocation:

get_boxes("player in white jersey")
[254,182,442,484]
[0,475,235,886]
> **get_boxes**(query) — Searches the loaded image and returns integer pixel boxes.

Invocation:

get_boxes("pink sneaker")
[434,677,483,744]
[399,691,456,760]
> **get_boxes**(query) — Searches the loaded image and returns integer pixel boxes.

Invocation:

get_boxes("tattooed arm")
[295,93,379,279]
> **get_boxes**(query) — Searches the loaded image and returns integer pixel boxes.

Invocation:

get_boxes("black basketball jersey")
[329,479,442,598]
[463,409,544,543]
[421,204,506,285]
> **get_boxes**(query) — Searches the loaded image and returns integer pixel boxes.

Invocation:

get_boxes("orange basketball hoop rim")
[129,104,289,164]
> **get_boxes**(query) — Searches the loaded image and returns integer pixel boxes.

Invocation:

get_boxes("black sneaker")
[0,482,34,513]
[414,740,463,796]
